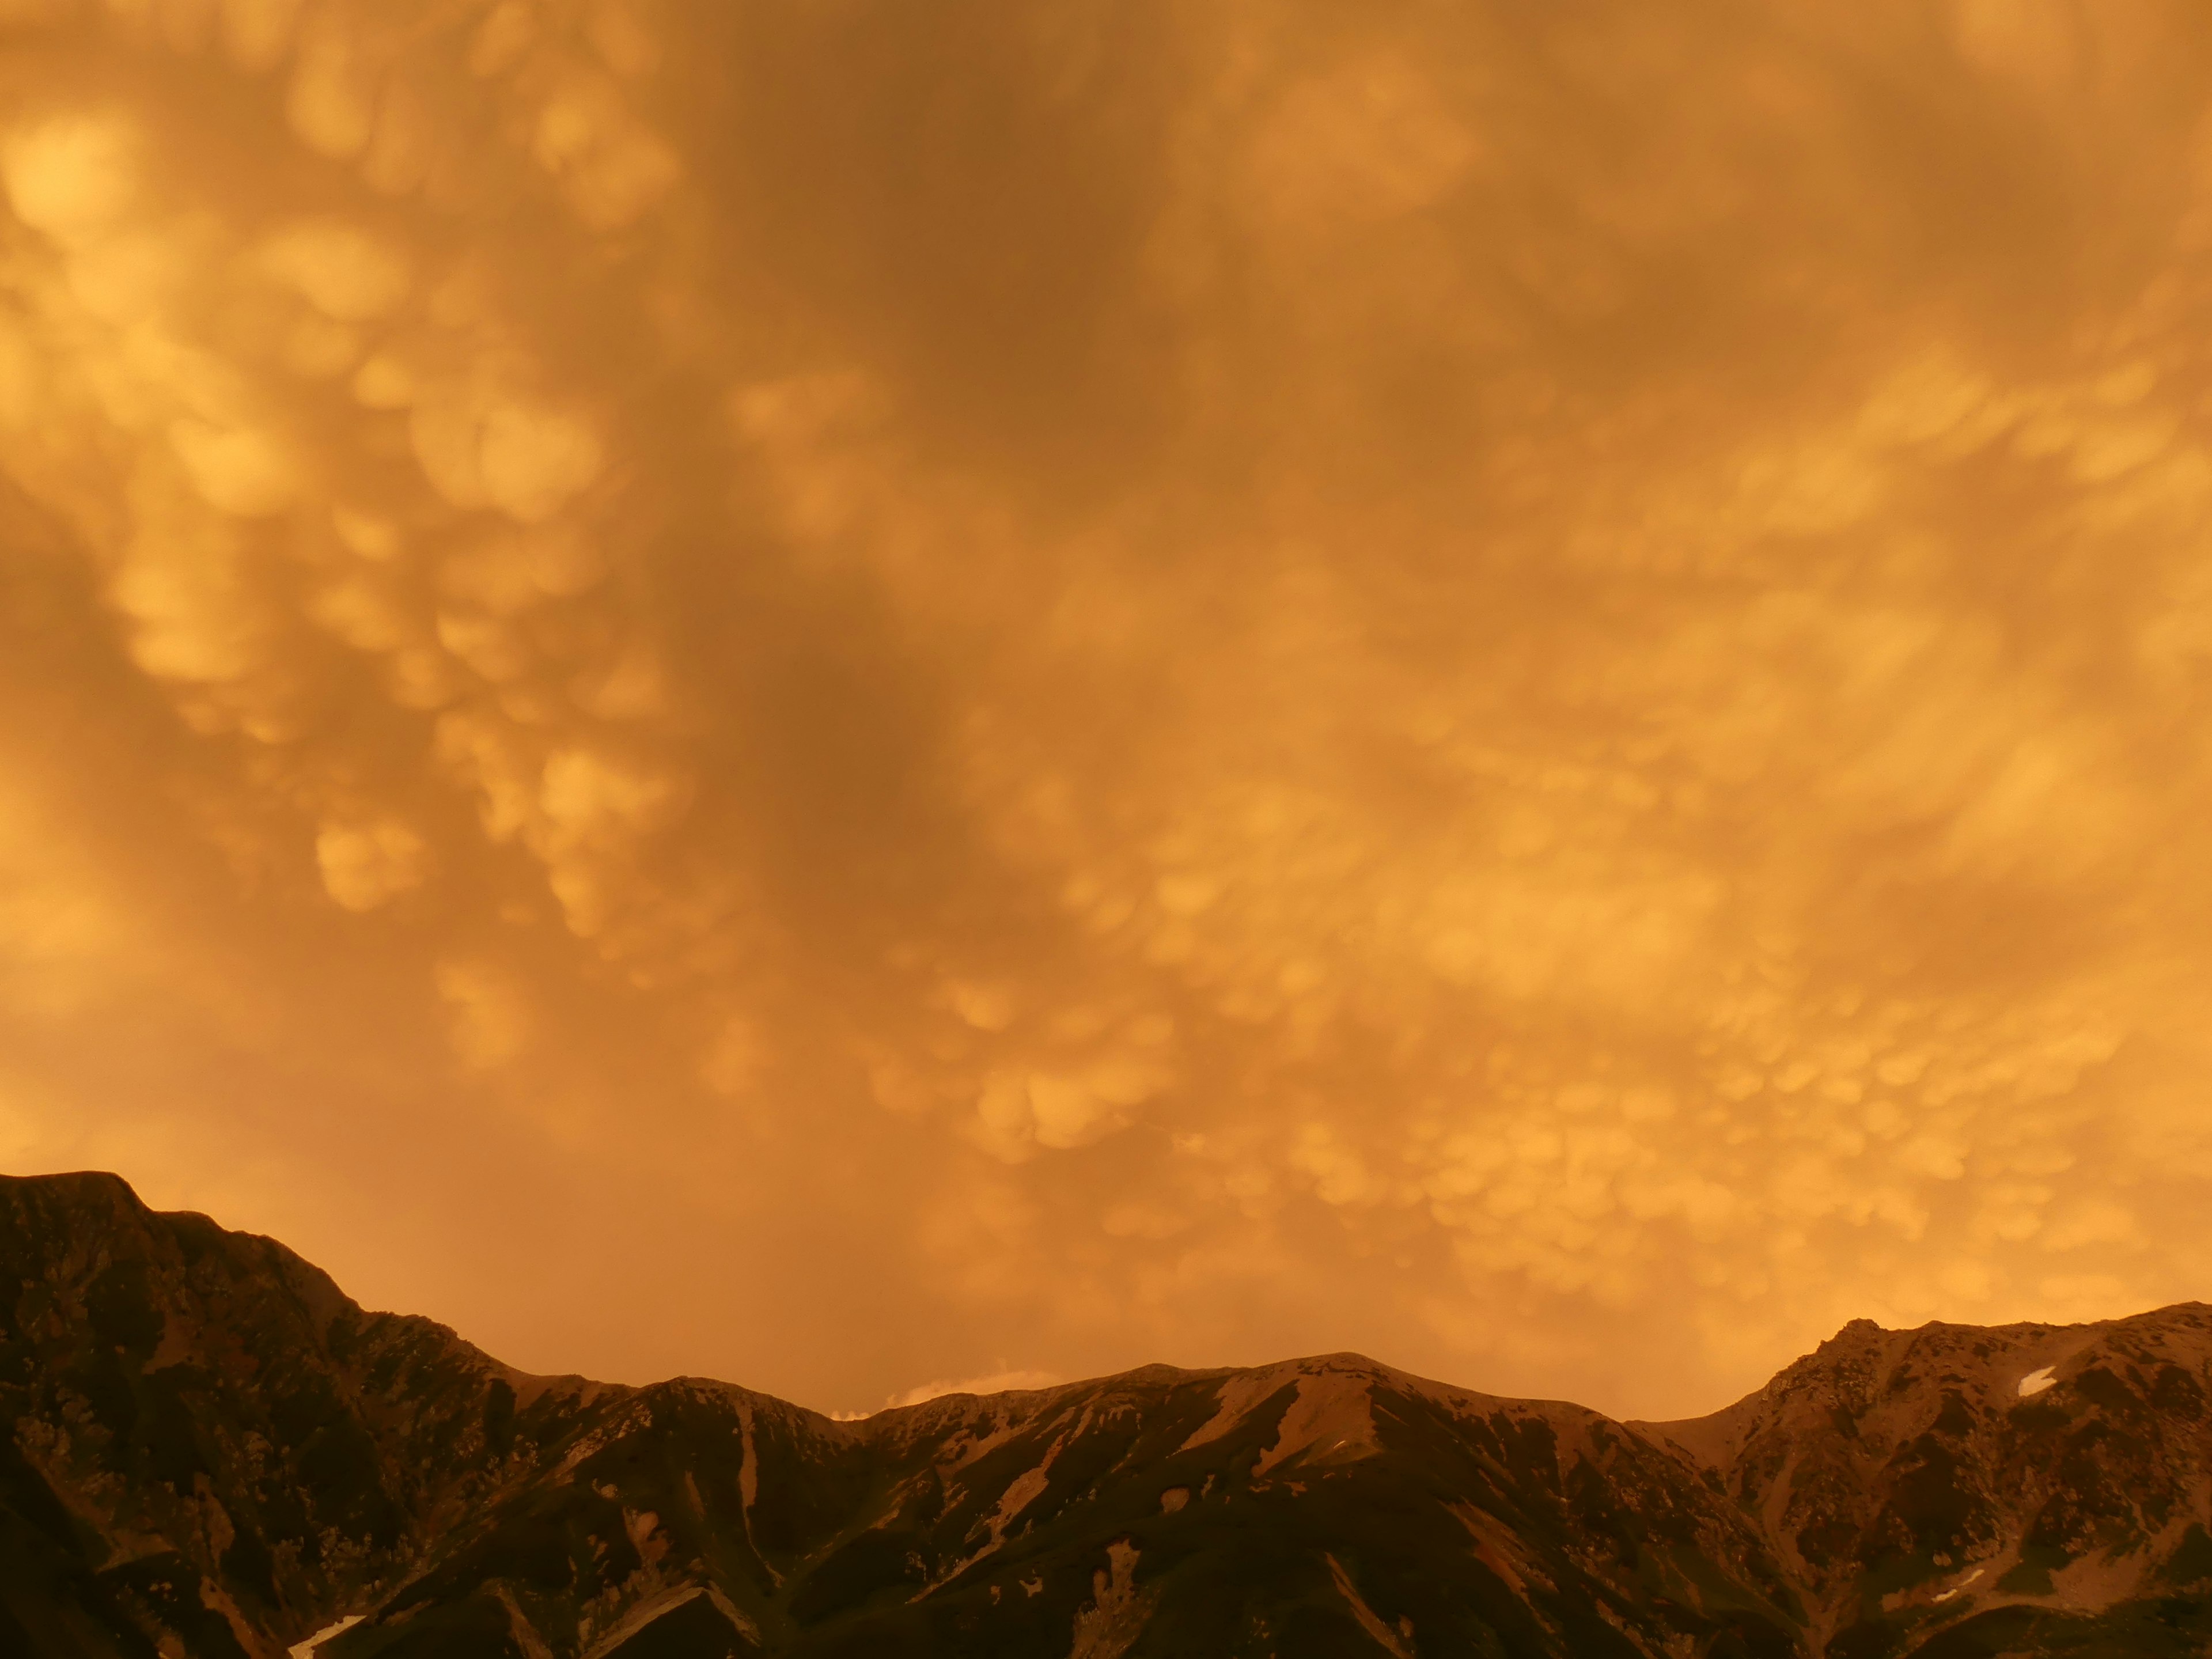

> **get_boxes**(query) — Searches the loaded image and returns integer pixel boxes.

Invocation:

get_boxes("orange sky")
[5,0,2212,1421]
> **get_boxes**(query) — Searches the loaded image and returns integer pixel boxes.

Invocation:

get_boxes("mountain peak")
[2,1166,151,1219]
[5,1172,2210,1658]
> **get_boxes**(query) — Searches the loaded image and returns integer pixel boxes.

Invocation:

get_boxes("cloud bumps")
[3,0,2212,1418]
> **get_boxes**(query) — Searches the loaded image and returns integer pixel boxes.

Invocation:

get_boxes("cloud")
[315,817,431,912]
[2,111,139,241]
[434,957,532,1070]
[3,0,2212,1422]
[882,1369,1063,1411]
[257,218,412,322]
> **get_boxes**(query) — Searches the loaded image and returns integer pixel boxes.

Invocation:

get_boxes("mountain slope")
[1643,1309,2212,1657]
[3,1171,2209,1658]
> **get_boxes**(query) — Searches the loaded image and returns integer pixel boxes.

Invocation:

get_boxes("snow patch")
[289,1617,362,1658]
[1180,1368,1290,1451]
[1252,1373,1380,1477]
[987,1459,1054,1538]
[583,1586,705,1658]
[1931,1567,1984,1603]
[1182,1363,1384,1469]
[1327,1554,1411,1658]
[1068,1540,1154,1659]
[2017,1366,2058,1397]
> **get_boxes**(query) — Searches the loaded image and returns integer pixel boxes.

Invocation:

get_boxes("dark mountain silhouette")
[5,1171,2210,1657]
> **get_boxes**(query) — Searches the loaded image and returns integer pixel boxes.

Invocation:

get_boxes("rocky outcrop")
[1642,1308,2212,1656]
[5,1171,2210,1657]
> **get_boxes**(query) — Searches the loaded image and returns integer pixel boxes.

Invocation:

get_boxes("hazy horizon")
[7,0,2212,1425]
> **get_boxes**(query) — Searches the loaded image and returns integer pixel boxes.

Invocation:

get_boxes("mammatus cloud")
[3,0,2212,1418]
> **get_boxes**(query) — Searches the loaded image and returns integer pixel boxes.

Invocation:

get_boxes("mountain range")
[5,1170,2210,1658]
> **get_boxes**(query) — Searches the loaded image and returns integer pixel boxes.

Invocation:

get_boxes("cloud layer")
[5,0,2212,1418]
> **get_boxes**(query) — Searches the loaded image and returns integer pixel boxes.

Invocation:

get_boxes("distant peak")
[1817,1317,1887,1348]
[0,1168,150,1214]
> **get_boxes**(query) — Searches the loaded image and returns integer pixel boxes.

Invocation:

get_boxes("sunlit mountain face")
[6,0,2212,1432]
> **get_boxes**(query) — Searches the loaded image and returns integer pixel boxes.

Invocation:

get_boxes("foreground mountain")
[3,1173,2209,1658]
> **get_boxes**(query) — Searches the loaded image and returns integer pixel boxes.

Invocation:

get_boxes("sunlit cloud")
[3,0,2212,1420]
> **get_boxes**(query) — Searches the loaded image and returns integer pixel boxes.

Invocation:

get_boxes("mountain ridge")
[5,1169,2209,1657]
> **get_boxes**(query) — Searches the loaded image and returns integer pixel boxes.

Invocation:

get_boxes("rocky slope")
[1642,1310,2212,1656]
[3,1172,2209,1658]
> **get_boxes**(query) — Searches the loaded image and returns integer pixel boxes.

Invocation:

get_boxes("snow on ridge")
[289,1616,362,1658]
[1931,1567,1984,1604]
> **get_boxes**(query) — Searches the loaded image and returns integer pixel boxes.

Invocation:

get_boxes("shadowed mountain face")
[5,1173,2210,1659]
